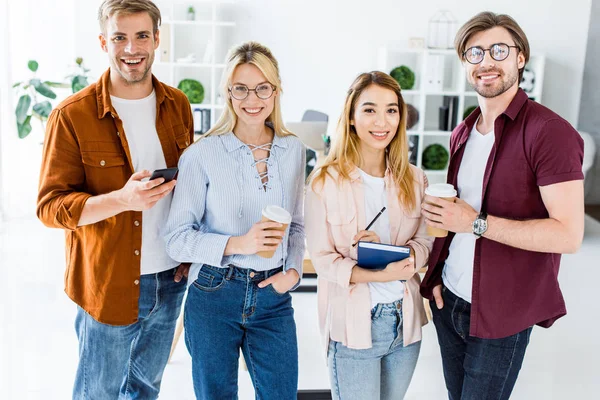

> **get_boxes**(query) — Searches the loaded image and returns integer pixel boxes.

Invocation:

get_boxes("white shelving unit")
[153,0,236,131]
[377,47,545,184]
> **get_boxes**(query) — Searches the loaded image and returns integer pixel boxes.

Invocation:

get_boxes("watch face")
[474,218,487,235]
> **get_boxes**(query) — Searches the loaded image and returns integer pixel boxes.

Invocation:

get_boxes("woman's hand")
[258,269,300,294]
[352,230,380,246]
[377,257,415,282]
[225,221,284,255]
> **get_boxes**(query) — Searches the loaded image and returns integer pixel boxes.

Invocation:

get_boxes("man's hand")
[258,269,300,294]
[432,284,444,309]
[174,264,190,283]
[117,170,177,212]
[421,195,478,234]
[224,221,284,256]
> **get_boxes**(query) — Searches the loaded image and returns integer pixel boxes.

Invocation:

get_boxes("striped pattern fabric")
[164,131,306,285]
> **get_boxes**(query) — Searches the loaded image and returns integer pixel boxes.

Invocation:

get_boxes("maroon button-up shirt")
[420,89,584,339]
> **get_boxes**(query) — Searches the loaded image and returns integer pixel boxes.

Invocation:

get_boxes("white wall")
[229,0,591,130]
[1,0,75,219]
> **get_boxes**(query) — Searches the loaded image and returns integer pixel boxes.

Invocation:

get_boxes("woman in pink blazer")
[305,71,434,400]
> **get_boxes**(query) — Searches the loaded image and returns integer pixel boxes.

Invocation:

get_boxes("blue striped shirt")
[164,131,306,286]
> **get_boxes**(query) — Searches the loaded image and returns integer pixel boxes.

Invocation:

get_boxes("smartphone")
[150,167,179,183]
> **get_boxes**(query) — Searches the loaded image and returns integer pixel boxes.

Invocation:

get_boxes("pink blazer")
[305,164,433,356]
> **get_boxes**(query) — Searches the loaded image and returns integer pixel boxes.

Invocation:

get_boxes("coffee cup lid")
[425,183,457,198]
[262,205,292,224]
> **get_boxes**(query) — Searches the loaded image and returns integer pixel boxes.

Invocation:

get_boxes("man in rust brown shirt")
[420,12,584,400]
[36,1,193,398]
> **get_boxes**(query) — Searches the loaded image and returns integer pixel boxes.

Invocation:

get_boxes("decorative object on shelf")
[424,54,445,92]
[176,54,197,63]
[390,66,415,90]
[422,143,449,170]
[12,60,60,139]
[406,103,419,130]
[193,108,211,134]
[408,135,418,166]
[201,109,211,133]
[178,79,205,104]
[186,6,195,21]
[427,10,458,49]
[158,23,171,62]
[438,96,459,131]
[408,37,425,49]
[463,105,477,120]
[520,67,536,93]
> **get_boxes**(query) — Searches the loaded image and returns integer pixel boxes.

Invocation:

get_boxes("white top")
[443,120,494,302]
[359,169,405,309]
[111,90,178,275]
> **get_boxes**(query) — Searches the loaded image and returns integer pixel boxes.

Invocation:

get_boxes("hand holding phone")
[150,167,178,184]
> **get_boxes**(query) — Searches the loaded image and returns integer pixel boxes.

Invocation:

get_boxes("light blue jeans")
[328,300,421,400]
[72,267,186,399]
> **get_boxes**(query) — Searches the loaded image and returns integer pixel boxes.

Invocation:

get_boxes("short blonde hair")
[98,0,161,34]
[455,12,530,80]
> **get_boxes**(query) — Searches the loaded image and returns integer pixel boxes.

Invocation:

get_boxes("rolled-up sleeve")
[36,109,92,230]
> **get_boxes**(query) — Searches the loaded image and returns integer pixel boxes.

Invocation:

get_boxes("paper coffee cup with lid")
[257,205,292,258]
[424,183,458,238]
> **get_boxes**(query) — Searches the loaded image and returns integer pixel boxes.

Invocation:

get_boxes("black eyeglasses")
[228,83,276,100]
[463,43,519,64]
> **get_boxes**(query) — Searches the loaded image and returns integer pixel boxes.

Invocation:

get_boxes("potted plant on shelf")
[187,6,195,21]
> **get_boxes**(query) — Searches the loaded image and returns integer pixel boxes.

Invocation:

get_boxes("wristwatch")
[472,211,488,238]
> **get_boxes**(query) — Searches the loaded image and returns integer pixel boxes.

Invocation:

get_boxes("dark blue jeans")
[430,286,532,400]
[73,267,186,400]
[184,265,298,400]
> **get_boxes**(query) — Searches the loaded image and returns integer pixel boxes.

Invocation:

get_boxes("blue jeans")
[184,265,298,400]
[328,300,421,400]
[73,267,186,399]
[431,286,532,400]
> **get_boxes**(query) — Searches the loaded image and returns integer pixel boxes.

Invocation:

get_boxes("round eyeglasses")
[463,43,519,64]
[228,83,276,100]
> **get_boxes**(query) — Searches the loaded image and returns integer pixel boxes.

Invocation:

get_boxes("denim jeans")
[184,265,298,400]
[327,300,421,400]
[72,267,186,400]
[431,286,532,400]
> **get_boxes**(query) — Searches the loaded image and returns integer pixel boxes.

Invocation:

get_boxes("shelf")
[163,19,235,27]
[423,169,448,175]
[190,104,224,109]
[422,130,452,136]
[401,90,420,96]
[155,62,226,68]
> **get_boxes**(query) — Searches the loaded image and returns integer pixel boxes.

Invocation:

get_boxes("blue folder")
[357,241,411,270]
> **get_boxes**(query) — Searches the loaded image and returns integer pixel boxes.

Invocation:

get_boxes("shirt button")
[249,272,256,278]
[116,131,120,137]
[134,279,139,285]
[186,140,190,146]
[134,250,140,256]
[134,220,140,227]
[100,160,106,166]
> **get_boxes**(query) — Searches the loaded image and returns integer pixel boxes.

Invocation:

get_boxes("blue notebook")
[357,241,411,270]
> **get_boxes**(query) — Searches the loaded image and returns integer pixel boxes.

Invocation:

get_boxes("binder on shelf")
[357,241,411,270]
[158,23,171,62]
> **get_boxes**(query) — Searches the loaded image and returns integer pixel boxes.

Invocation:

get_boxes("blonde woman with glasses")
[305,71,433,400]
[164,42,305,399]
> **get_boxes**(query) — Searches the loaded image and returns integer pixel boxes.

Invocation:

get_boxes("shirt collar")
[220,129,289,153]
[96,68,173,119]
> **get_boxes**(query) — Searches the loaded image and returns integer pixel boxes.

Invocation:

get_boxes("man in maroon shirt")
[420,11,584,400]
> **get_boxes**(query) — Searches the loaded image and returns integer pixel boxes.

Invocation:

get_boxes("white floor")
[1,215,599,399]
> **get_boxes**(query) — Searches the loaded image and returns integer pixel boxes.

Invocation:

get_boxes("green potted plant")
[187,6,195,21]
[390,65,416,90]
[12,60,63,138]
[178,79,205,104]
[67,57,90,93]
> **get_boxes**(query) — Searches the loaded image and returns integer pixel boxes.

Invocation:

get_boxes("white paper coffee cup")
[257,205,291,258]
[425,183,457,237]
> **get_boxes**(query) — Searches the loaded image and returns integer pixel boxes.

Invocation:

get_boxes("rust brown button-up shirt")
[37,69,194,325]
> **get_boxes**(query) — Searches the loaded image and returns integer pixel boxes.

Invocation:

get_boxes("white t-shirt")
[359,169,405,309]
[111,90,178,275]
[443,120,494,302]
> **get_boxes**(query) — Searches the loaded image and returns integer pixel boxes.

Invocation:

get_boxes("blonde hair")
[455,11,530,80]
[310,71,416,211]
[98,0,161,34]
[204,41,293,138]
